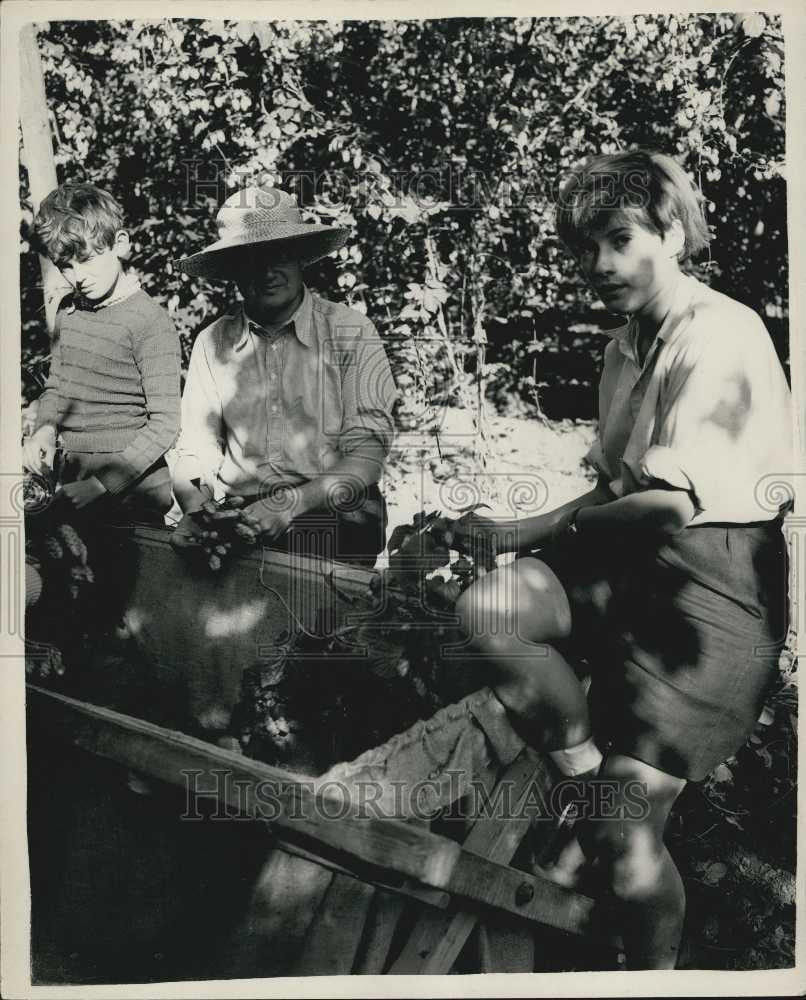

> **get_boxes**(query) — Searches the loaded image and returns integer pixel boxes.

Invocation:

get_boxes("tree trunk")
[19,24,68,334]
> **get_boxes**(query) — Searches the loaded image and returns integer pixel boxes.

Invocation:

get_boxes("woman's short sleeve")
[631,315,793,522]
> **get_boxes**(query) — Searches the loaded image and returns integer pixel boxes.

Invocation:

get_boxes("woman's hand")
[451,511,500,572]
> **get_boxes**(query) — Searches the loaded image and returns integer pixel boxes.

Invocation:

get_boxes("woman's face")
[576,212,681,318]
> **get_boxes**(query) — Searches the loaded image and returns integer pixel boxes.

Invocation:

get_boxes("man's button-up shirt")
[173,288,398,498]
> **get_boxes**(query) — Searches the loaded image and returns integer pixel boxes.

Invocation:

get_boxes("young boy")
[22,184,181,522]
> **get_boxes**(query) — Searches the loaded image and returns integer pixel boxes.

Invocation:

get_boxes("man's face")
[235,246,304,323]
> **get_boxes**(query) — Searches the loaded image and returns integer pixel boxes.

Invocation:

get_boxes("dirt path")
[384,408,598,543]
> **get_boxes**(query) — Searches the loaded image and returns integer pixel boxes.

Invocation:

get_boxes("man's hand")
[242,499,295,542]
[170,512,205,550]
[22,426,57,477]
[61,477,107,510]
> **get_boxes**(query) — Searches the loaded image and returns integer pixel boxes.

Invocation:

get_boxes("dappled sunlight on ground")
[383,407,597,546]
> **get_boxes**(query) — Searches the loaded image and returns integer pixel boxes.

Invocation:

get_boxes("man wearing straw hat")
[170,187,397,568]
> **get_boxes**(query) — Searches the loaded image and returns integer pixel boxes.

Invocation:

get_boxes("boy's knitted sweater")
[34,288,181,496]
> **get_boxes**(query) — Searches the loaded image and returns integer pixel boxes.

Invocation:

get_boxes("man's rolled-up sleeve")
[338,323,398,458]
[172,334,225,492]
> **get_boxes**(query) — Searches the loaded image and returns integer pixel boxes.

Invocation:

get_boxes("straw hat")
[174,187,350,279]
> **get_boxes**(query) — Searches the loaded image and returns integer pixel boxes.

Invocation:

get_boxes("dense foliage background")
[20,13,788,434]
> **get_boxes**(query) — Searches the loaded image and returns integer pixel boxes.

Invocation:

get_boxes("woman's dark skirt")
[534,520,789,782]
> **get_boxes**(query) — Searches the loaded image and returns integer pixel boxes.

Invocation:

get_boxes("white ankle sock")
[549,737,603,777]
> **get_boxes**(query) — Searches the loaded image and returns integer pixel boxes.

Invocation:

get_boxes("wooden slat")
[291,873,375,976]
[130,525,378,598]
[445,850,598,937]
[465,751,550,972]
[477,921,535,973]
[352,890,409,974]
[389,751,548,973]
[223,849,334,978]
[277,841,451,910]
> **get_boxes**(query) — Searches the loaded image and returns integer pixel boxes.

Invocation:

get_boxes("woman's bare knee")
[456,559,571,646]
[513,558,572,639]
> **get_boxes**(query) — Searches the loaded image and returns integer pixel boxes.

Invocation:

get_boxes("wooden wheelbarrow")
[26,527,619,980]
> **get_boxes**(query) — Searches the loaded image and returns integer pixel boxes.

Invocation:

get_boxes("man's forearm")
[174,481,208,514]
[293,443,386,517]
[172,456,214,514]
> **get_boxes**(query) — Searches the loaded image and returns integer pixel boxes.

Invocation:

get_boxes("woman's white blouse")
[585,274,795,524]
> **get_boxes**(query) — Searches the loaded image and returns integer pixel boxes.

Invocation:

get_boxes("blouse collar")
[608,274,698,364]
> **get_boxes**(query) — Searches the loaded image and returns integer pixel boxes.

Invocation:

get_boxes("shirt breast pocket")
[319,353,345,440]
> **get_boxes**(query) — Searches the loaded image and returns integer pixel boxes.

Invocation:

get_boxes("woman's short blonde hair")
[555,149,711,262]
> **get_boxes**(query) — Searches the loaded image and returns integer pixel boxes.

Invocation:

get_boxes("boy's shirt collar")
[63,270,142,313]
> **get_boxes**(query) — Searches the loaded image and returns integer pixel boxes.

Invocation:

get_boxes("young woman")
[454,150,793,969]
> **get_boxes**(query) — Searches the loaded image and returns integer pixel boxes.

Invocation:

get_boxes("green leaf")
[387,523,415,554]
[253,23,274,49]
[703,861,728,885]
[234,21,255,44]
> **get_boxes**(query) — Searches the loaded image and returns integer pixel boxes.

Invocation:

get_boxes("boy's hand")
[22,426,57,476]
[61,477,108,509]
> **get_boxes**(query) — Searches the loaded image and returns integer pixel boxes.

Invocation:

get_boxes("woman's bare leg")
[577,753,686,970]
[455,556,591,750]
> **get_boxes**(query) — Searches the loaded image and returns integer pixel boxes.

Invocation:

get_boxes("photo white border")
[1,0,803,996]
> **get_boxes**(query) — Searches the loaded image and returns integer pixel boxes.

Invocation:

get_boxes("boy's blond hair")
[31,183,125,265]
